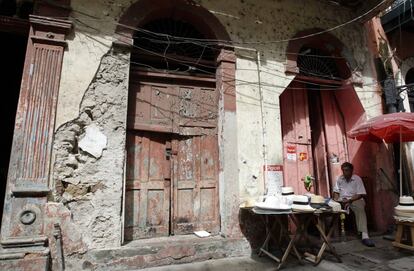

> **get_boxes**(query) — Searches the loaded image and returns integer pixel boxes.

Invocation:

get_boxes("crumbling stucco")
[52,47,130,253]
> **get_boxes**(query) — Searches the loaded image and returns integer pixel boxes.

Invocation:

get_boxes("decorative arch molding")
[115,0,231,45]
[285,28,357,81]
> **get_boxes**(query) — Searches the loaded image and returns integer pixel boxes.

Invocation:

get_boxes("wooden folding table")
[252,208,343,269]
[252,208,303,270]
[296,210,343,265]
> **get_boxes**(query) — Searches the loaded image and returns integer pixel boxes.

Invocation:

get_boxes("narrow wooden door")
[124,131,171,240]
[308,89,331,196]
[319,90,348,188]
[172,134,220,235]
[280,81,314,194]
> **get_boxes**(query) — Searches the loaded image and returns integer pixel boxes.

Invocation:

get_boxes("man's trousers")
[349,198,368,234]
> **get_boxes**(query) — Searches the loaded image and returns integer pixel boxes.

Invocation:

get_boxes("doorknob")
[165,148,178,157]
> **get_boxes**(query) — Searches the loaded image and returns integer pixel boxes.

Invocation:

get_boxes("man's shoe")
[362,238,375,247]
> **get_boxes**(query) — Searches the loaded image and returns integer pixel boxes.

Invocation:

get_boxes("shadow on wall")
[238,208,267,252]
[335,85,398,233]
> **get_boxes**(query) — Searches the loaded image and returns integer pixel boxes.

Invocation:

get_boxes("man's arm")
[344,194,363,204]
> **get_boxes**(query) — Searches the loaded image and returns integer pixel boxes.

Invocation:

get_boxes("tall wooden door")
[280,81,348,196]
[172,134,219,235]
[280,82,314,195]
[126,75,219,239]
[308,89,331,196]
[319,90,348,189]
[124,131,171,240]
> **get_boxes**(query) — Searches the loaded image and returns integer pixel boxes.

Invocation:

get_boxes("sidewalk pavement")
[141,236,414,271]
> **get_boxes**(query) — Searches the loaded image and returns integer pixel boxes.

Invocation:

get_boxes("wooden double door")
[124,75,220,240]
[280,81,348,196]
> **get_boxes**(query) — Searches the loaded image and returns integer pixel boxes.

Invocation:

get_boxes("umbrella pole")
[400,126,402,196]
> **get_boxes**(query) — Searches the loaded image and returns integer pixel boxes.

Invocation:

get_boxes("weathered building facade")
[381,0,414,195]
[0,0,401,270]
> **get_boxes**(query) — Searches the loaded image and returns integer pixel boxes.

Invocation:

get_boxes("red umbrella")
[347,112,414,195]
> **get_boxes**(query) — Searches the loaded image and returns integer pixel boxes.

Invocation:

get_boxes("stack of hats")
[254,195,291,211]
[291,195,315,212]
[310,195,331,210]
[281,186,295,206]
[394,196,414,218]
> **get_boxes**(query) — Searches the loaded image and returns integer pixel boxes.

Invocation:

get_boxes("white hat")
[395,210,414,218]
[394,196,414,217]
[281,187,295,206]
[311,195,325,204]
[281,187,294,196]
[310,195,328,209]
[255,195,291,211]
[291,195,315,212]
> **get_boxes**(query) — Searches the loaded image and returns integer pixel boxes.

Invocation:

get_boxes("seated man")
[333,162,375,247]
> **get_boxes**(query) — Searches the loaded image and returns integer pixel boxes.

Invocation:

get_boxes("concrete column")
[217,49,242,238]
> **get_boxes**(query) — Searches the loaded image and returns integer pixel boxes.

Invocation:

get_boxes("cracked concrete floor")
[141,236,414,271]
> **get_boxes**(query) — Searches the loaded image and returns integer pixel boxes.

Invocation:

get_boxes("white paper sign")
[264,165,283,196]
[287,153,297,161]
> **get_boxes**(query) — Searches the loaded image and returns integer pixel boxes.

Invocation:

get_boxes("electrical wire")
[55,0,389,46]
[72,18,387,87]
[70,19,384,94]
[72,0,389,45]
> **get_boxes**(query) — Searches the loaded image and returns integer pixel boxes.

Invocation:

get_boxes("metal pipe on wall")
[256,50,269,194]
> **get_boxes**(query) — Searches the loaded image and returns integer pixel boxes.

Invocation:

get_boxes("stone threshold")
[75,235,251,271]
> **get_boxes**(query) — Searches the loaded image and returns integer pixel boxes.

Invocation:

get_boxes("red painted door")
[280,82,314,195]
[280,81,348,196]
[172,134,220,235]
[309,89,331,196]
[320,90,348,189]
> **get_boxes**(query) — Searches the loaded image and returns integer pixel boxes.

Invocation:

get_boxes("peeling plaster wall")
[54,0,384,254]
[52,47,130,254]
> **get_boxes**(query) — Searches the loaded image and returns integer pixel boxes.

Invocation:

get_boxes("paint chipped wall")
[52,46,130,255]
[54,0,384,252]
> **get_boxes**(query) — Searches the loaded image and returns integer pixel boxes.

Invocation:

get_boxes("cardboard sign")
[264,165,283,196]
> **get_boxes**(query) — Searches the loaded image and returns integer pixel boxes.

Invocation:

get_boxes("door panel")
[172,134,219,235]
[320,90,348,188]
[124,131,171,240]
[177,86,217,128]
[128,83,174,133]
[280,82,314,195]
[128,82,218,134]
[308,90,331,196]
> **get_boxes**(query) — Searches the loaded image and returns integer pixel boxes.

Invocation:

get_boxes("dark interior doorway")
[0,31,27,224]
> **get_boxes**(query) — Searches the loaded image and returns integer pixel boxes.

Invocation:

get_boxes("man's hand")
[342,198,352,208]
